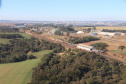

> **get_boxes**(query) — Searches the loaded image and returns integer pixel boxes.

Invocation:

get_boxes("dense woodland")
[0,37,65,63]
[59,26,75,32]
[0,34,23,39]
[54,30,63,36]
[102,29,126,33]
[29,49,126,84]
[69,36,100,44]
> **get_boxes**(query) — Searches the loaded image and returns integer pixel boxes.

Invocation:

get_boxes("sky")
[0,0,126,21]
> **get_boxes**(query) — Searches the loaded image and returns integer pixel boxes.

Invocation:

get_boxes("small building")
[93,33,97,35]
[77,44,96,51]
[98,32,122,36]
[77,31,84,34]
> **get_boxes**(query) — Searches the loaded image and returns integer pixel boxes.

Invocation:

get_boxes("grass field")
[18,33,31,39]
[0,38,11,44]
[0,50,51,84]
[0,32,31,39]
[111,49,126,54]
[0,33,31,44]
[29,50,52,58]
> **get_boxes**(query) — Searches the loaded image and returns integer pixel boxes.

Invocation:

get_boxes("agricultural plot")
[0,50,51,84]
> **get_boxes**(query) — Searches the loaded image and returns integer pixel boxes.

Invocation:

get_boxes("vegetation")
[69,36,100,44]
[0,28,19,33]
[18,33,31,39]
[59,26,75,32]
[0,50,52,84]
[0,37,65,63]
[112,49,126,54]
[91,42,108,51]
[0,39,11,44]
[0,34,23,39]
[29,50,52,58]
[118,46,125,53]
[102,29,126,33]
[29,49,126,84]
[54,30,63,36]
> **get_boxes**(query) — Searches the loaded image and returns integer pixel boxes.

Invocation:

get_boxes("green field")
[0,32,31,39]
[0,33,31,44]
[0,50,51,84]
[18,33,31,39]
[29,50,52,58]
[0,38,11,44]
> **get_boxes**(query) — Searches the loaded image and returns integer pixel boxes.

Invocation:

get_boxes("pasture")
[0,50,51,84]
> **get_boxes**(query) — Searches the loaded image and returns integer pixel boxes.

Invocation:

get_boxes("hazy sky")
[0,0,126,21]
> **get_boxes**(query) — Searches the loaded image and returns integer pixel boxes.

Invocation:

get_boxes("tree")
[91,42,108,51]
[67,31,69,37]
[54,30,63,36]
[118,46,125,53]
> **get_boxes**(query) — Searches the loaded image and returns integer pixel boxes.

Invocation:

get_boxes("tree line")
[0,28,19,32]
[0,34,23,39]
[102,29,126,33]
[29,48,126,84]
[69,36,100,44]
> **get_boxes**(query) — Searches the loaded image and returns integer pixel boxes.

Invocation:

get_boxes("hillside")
[29,49,126,84]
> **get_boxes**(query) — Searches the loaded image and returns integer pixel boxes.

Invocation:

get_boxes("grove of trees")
[102,29,126,33]
[0,34,23,39]
[0,28,19,32]
[69,36,100,44]
[91,42,108,51]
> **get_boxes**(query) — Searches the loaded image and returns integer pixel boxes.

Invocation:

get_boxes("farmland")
[0,50,51,84]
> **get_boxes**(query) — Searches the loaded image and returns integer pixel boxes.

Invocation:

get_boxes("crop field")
[0,50,51,84]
